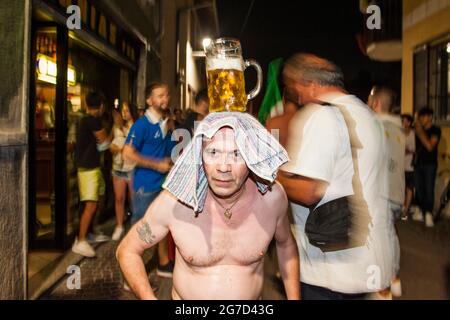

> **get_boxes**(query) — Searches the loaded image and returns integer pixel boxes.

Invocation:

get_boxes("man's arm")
[277,171,328,206]
[273,183,300,300]
[122,144,172,173]
[415,125,439,152]
[116,191,174,300]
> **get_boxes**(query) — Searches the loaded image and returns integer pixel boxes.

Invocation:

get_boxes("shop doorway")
[29,22,71,250]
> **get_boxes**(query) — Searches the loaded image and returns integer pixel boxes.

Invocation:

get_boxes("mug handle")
[244,59,263,101]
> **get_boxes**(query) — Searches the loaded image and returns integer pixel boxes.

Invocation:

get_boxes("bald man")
[368,86,404,299]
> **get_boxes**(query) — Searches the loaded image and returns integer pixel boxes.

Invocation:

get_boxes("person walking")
[123,82,176,277]
[72,92,111,257]
[413,107,441,228]
[110,102,138,240]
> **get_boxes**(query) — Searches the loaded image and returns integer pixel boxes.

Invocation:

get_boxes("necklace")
[210,185,246,220]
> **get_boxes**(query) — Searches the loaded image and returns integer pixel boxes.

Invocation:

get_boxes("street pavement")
[41,220,450,300]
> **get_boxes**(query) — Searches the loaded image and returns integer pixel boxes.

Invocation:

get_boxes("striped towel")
[162,112,289,213]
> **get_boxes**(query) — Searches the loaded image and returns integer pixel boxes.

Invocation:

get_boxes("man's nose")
[217,157,232,173]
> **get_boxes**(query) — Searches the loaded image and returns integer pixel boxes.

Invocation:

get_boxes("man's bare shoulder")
[266,114,290,131]
[149,190,179,217]
[270,180,288,201]
[160,190,196,217]
[260,181,288,215]
[156,190,178,204]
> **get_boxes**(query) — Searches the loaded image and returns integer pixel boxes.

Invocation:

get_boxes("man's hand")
[123,145,173,172]
[414,117,439,152]
[155,157,173,173]
[414,118,424,134]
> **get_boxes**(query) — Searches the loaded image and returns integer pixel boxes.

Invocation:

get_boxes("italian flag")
[258,58,284,125]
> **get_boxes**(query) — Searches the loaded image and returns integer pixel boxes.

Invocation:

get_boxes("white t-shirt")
[283,93,395,294]
[404,130,415,172]
[112,125,134,172]
[376,114,405,206]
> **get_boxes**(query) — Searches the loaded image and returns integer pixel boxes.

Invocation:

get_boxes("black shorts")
[405,171,414,189]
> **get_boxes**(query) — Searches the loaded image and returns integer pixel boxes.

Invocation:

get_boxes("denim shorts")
[131,188,161,225]
[112,169,132,181]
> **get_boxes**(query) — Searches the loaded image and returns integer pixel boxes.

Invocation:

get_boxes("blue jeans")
[131,188,161,225]
[414,164,437,213]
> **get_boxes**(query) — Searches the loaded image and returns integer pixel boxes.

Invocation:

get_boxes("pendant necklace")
[210,185,246,220]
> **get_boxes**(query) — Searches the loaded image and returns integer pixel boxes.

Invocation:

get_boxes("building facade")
[0,0,218,299]
[401,1,450,172]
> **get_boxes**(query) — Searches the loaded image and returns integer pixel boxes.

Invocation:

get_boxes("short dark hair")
[195,89,209,106]
[370,86,396,113]
[145,82,167,100]
[401,114,413,124]
[418,107,433,117]
[85,92,104,109]
[284,53,345,88]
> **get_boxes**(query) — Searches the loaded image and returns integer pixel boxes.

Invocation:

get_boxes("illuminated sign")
[37,54,76,86]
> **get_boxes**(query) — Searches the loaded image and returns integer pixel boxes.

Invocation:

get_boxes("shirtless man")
[266,93,299,147]
[116,113,300,300]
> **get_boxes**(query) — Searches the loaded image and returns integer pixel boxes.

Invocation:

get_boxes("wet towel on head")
[162,112,289,213]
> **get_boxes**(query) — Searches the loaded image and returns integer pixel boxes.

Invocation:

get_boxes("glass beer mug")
[205,38,263,112]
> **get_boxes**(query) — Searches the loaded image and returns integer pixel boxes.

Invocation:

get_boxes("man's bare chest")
[170,210,276,267]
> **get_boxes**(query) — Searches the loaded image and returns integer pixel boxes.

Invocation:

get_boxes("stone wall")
[0,0,30,300]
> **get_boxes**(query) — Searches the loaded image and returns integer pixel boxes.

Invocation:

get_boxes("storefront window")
[30,3,137,251]
[429,41,449,121]
[34,27,58,242]
[414,36,450,122]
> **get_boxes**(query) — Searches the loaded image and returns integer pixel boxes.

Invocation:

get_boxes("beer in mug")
[204,38,262,113]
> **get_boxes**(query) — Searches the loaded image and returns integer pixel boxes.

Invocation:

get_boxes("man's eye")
[234,150,240,157]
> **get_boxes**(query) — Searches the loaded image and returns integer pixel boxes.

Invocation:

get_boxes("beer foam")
[207,58,243,71]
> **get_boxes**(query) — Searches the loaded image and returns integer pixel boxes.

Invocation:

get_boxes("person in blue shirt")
[123,82,176,278]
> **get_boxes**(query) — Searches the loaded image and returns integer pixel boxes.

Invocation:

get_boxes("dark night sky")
[216,0,401,108]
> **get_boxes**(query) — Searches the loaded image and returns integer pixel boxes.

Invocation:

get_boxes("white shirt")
[283,93,395,294]
[404,130,415,172]
[376,114,405,206]
[112,126,131,172]
[145,108,169,138]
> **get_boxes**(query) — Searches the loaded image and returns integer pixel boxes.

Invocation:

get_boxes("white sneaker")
[87,232,110,243]
[112,226,124,241]
[72,238,96,257]
[425,212,435,227]
[391,278,402,297]
[412,207,424,222]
